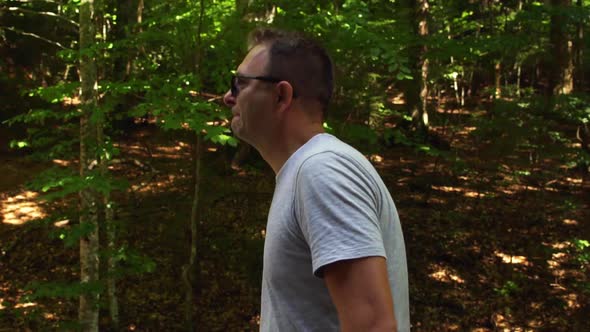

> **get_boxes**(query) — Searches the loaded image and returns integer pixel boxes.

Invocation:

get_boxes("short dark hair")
[248,28,334,115]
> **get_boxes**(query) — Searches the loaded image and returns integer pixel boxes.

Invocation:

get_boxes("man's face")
[223,45,276,145]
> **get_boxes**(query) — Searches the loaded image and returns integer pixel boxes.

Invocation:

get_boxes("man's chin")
[231,123,243,139]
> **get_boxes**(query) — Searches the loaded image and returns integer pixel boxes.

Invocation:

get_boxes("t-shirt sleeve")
[294,152,386,277]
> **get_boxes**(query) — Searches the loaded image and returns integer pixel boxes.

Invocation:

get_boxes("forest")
[0,0,589,330]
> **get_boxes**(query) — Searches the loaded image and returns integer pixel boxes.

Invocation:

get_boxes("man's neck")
[259,125,325,175]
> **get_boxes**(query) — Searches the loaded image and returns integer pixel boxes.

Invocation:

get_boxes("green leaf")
[9,140,29,149]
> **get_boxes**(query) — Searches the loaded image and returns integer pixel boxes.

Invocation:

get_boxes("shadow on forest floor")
[0,117,589,331]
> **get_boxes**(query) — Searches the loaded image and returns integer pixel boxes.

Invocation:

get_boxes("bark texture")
[413,0,430,133]
[549,0,574,95]
[183,135,202,331]
[79,0,100,331]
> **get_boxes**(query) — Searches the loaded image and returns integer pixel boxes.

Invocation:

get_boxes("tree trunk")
[79,1,100,331]
[575,0,584,89]
[183,0,206,329]
[183,134,202,331]
[92,1,119,327]
[549,0,574,95]
[397,1,420,124]
[516,64,522,97]
[106,195,118,330]
[412,0,430,133]
[450,56,460,104]
[494,61,502,98]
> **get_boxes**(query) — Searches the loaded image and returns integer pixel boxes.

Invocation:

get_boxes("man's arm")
[324,256,397,332]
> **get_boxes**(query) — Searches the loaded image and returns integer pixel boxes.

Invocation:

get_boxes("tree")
[575,0,585,89]
[78,0,100,330]
[549,0,574,95]
[415,0,430,133]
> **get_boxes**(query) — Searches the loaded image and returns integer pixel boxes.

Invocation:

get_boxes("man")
[223,28,410,332]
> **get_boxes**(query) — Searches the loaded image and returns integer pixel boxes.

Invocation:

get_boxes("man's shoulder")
[279,133,371,184]
[299,134,365,165]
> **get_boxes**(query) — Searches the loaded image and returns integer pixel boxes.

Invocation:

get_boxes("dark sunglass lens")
[230,76,238,97]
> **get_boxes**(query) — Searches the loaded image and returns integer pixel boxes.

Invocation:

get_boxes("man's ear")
[275,81,294,112]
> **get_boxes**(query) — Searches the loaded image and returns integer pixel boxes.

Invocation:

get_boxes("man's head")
[246,28,334,114]
[223,28,333,147]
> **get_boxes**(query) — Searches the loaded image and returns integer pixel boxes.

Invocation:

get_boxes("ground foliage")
[1,0,590,331]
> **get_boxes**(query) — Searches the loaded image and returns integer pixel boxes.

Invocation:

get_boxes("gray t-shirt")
[261,133,409,332]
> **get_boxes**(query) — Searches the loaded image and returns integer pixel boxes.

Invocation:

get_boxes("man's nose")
[223,90,236,107]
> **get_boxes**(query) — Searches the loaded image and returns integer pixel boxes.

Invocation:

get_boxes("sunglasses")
[230,75,281,97]
[230,74,297,98]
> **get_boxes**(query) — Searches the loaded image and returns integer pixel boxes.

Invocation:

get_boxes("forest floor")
[0,110,589,331]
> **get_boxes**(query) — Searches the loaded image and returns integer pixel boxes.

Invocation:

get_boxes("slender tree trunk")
[549,0,574,95]
[93,2,120,327]
[103,132,118,328]
[137,0,144,36]
[123,0,145,78]
[412,0,430,133]
[79,1,100,331]
[466,67,474,100]
[184,1,205,329]
[106,195,118,330]
[516,64,522,97]
[397,1,420,124]
[575,0,584,89]
[515,0,523,98]
[121,0,144,77]
[194,0,205,76]
[450,56,460,104]
[183,135,202,331]
[494,61,502,98]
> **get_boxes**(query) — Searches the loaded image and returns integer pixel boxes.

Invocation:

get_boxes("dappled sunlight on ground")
[368,154,384,164]
[52,159,73,167]
[547,252,568,270]
[114,139,191,162]
[428,263,465,284]
[494,251,532,266]
[562,293,581,310]
[435,108,473,115]
[1,190,46,225]
[0,281,37,313]
[53,219,70,227]
[43,312,58,321]
[562,218,578,226]
[491,313,511,330]
[431,185,491,198]
[543,241,586,281]
[13,302,36,309]
[565,177,583,184]
[426,197,447,204]
[388,92,405,105]
[151,142,191,159]
[116,143,146,152]
[431,185,462,193]
[62,96,80,106]
[496,184,542,195]
[130,174,188,193]
[455,126,477,133]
